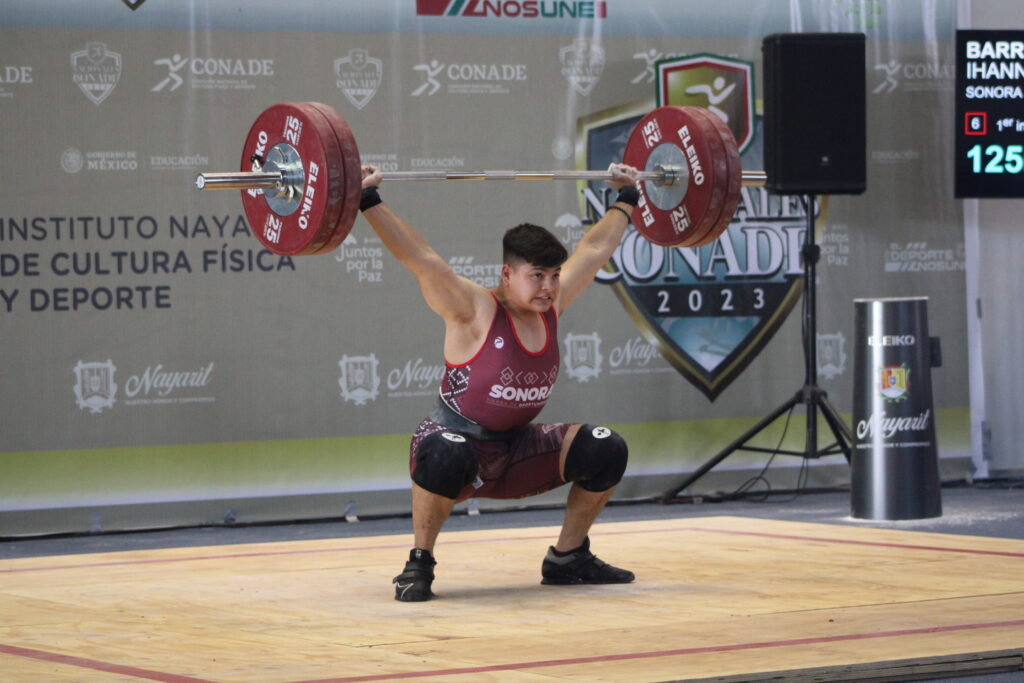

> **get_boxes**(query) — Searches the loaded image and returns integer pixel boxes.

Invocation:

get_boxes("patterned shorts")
[408,417,572,503]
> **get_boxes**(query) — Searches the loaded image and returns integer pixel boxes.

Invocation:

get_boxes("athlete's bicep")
[417,264,489,323]
[555,205,629,314]
[556,247,609,314]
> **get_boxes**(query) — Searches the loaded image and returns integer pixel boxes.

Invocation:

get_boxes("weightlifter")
[359,163,639,602]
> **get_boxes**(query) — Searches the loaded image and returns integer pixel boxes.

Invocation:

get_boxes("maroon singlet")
[439,294,559,432]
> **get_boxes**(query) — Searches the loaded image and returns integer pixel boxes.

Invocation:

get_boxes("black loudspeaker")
[762,33,866,195]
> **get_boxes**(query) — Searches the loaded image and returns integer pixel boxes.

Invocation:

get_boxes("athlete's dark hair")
[502,223,568,268]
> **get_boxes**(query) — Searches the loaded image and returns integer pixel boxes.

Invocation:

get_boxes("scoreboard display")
[955,30,1024,198]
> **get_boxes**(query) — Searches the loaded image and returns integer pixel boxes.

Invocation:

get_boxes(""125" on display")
[966,144,1024,174]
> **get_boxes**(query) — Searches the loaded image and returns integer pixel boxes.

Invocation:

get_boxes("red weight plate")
[623,106,723,247]
[239,103,345,256]
[690,107,742,246]
[292,103,351,254]
[673,106,729,247]
[302,102,363,255]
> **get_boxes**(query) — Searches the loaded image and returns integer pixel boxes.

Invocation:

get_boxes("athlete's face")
[503,261,560,312]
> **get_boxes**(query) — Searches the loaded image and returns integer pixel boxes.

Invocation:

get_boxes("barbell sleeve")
[741,170,767,185]
[195,172,282,191]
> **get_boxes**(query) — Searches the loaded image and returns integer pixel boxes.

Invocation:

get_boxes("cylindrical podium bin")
[851,297,941,520]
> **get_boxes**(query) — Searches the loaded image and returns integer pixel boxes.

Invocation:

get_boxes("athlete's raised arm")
[358,165,492,326]
[556,163,639,315]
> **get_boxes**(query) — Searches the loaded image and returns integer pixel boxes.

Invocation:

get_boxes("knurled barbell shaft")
[195,168,767,190]
[381,170,672,182]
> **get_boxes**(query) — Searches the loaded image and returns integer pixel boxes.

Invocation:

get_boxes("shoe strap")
[394,566,433,583]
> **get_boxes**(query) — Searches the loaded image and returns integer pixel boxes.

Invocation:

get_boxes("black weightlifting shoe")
[540,537,635,585]
[393,548,436,602]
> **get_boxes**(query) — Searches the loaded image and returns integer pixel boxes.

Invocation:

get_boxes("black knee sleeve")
[412,431,478,499]
[563,425,628,492]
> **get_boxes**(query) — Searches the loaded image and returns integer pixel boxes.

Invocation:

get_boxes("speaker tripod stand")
[662,194,853,501]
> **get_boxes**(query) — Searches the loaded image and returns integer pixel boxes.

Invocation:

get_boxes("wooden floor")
[1,516,1023,682]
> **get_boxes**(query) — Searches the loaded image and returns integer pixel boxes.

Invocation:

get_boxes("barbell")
[195,101,767,256]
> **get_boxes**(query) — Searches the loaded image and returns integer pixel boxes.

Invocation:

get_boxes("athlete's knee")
[563,424,628,493]
[411,431,478,499]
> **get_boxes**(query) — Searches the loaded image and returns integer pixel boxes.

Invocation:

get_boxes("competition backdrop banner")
[0,0,969,530]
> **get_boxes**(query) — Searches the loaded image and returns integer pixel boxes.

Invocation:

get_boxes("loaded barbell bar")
[195,102,767,256]
[197,167,768,189]
[198,166,687,190]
